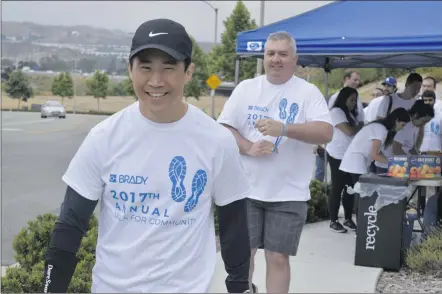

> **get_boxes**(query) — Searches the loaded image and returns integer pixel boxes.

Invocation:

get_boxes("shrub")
[406,228,442,273]
[307,179,330,223]
[1,213,98,293]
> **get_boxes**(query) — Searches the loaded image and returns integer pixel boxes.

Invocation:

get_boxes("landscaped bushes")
[307,179,330,223]
[406,228,442,273]
[1,213,97,293]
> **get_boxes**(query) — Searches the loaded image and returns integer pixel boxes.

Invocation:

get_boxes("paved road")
[1,111,107,265]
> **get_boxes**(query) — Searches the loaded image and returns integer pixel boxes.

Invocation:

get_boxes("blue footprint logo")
[286,103,299,124]
[184,170,208,212]
[431,122,440,135]
[279,98,287,120]
[169,156,208,212]
[169,156,187,202]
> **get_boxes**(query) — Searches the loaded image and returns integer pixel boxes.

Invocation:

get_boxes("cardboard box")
[409,155,442,179]
[387,156,410,178]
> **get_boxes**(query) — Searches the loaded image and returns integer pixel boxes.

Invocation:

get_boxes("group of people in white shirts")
[323,70,441,233]
[43,18,440,293]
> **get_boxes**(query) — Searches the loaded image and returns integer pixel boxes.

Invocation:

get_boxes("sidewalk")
[209,218,383,293]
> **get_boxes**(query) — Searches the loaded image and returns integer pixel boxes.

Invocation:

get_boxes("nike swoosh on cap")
[149,32,168,37]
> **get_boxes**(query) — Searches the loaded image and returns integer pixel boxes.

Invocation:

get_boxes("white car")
[41,101,66,119]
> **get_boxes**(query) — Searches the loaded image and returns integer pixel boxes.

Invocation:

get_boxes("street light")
[201,1,218,45]
[201,0,219,118]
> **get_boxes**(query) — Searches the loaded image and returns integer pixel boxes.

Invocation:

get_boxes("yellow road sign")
[206,74,222,90]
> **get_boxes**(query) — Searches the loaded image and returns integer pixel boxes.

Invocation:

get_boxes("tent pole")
[234,57,241,86]
[323,70,329,189]
[323,57,331,193]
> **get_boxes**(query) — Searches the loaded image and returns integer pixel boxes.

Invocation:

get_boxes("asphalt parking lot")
[1,111,107,266]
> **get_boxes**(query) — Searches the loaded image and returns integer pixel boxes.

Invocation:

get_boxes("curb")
[1,262,20,278]
[372,267,384,293]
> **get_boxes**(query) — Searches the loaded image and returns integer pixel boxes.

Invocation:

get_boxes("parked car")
[41,101,66,118]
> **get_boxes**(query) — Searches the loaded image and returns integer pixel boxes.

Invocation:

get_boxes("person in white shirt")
[420,90,442,153]
[419,90,441,216]
[364,77,398,124]
[326,87,363,233]
[314,70,365,183]
[328,69,365,122]
[339,108,411,185]
[375,100,435,173]
[42,19,255,294]
[375,72,423,121]
[421,76,441,114]
[217,31,333,294]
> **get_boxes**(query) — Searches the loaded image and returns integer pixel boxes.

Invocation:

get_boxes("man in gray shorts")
[217,31,333,293]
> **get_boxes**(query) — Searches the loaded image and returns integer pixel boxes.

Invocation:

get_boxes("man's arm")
[285,122,333,145]
[43,186,98,293]
[221,124,253,155]
[286,86,333,144]
[216,199,252,293]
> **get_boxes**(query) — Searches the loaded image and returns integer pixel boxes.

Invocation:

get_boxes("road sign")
[206,74,222,90]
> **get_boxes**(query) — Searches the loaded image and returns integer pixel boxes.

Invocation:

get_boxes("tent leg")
[323,71,330,191]
[234,58,240,86]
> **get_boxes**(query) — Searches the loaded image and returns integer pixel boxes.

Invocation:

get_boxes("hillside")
[1,21,216,60]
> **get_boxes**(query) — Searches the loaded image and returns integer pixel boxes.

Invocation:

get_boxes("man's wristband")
[281,123,287,137]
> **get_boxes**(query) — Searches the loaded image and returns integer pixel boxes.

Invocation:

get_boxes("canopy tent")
[234,0,442,84]
[233,0,442,192]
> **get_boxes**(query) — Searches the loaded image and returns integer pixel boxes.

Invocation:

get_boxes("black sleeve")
[216,198,252,293]
[42,186,98,293]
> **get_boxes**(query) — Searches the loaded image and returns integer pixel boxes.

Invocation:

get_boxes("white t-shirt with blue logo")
[217,75,332,202]
[421,111,442,152]
[62,102,251,293]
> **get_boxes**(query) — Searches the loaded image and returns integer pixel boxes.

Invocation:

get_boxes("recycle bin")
[353,174,412,271]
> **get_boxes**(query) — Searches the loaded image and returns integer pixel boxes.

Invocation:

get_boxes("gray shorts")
[246,198,307,256]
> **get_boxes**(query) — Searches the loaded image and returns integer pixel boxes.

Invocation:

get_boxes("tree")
[122,76,136,99]
[4,70,34,109]
[51,72,74,104]
[184,37,209,100]
[1,66,14,82]
[208,0,257,82]
[86,70,109,112]
[39,55,70,72]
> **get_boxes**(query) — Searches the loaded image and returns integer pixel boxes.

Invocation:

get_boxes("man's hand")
[246,140,275,156]
[256,119,283,137]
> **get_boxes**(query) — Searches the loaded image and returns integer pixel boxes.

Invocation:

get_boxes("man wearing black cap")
[41,19,254,293]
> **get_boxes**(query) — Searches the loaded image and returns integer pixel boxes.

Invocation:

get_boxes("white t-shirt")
[339,123,388,175]
[376,93,417,118]
[375,122,419,169]
[62,102,251,293]
[325,107,356,160]
[364,96,384,123]
[328,90,365,122]
[421,112,442,152]
[217,75,332,202]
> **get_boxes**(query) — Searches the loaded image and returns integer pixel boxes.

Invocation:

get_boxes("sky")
[1,1,333,42]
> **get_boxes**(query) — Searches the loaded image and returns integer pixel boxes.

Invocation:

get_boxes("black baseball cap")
[129,19,193,61]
